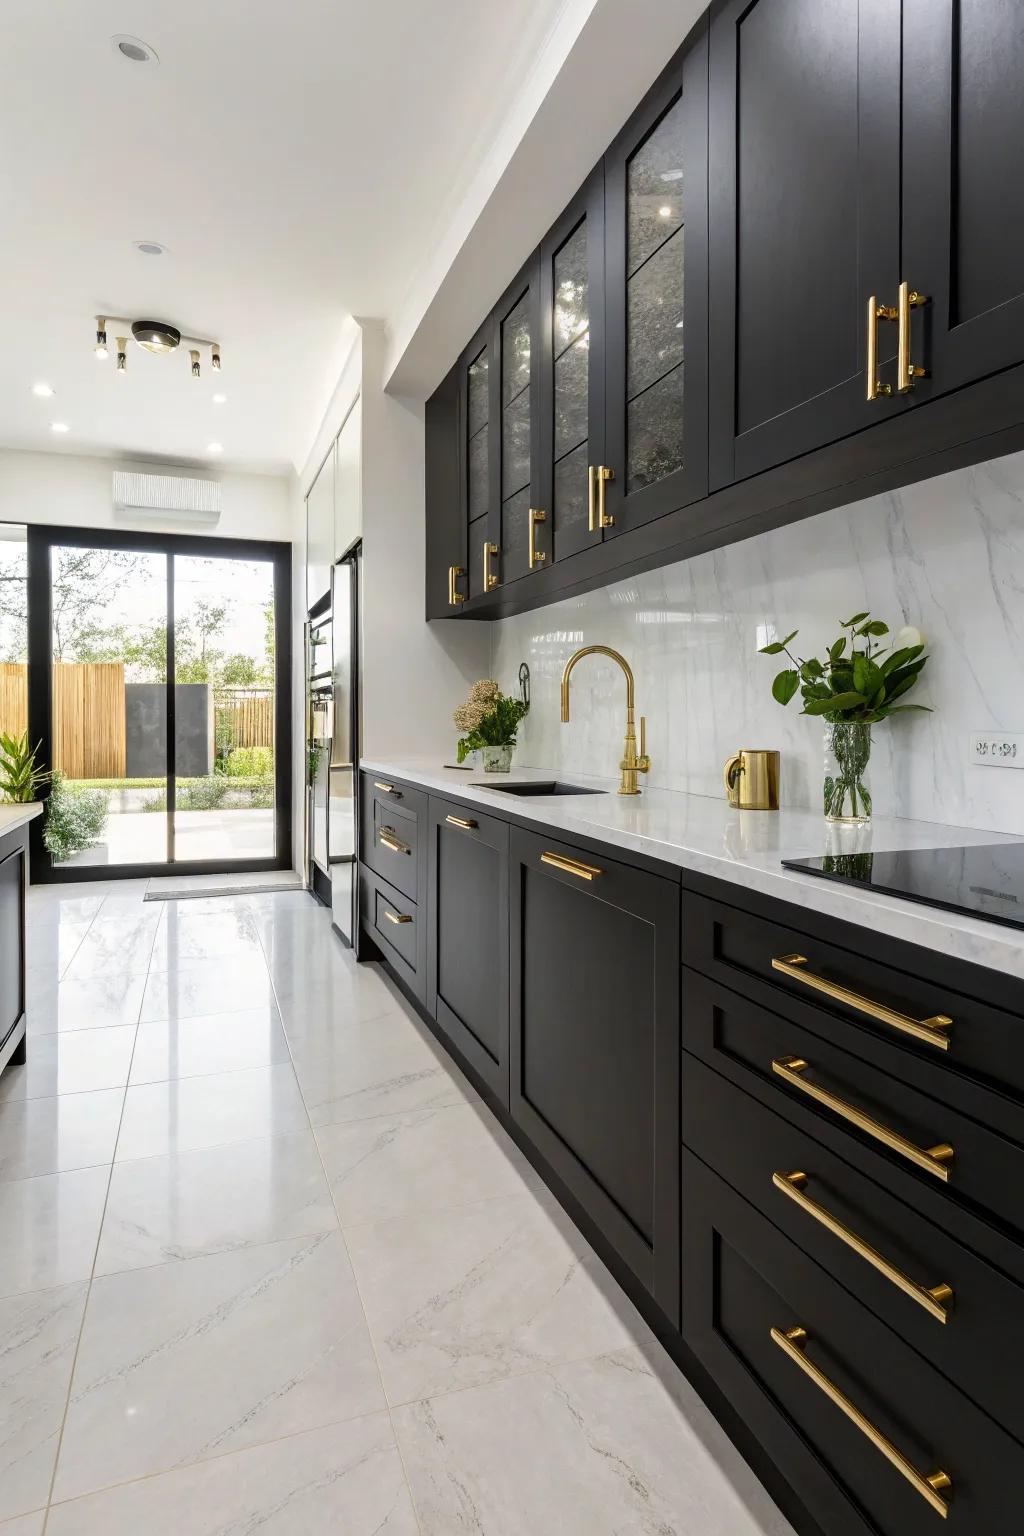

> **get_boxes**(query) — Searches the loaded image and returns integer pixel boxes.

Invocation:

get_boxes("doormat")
[145,879,305,901]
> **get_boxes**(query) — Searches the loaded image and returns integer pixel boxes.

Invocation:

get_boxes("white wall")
[0,448,291,542]
[491,449,1024,835]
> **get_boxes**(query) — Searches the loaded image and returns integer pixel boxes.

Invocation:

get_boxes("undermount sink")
[482,781,605,797]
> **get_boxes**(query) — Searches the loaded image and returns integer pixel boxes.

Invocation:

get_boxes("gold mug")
[723,749,780,811]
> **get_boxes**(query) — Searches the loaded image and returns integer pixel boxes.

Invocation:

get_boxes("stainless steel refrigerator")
[328,541,362,945]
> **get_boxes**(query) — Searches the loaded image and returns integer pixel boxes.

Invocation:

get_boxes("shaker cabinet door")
[708,0,902,488]
[493,258,542,589]
[424,362,464,619]
[603,26,709,534]
[901,0,1024,402]
[461,319,497,604]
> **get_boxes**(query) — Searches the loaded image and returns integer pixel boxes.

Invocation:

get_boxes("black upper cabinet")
[462,317,497,603]
[604,28,709,532]
[537,170,606,565]
[901,0,1024,402]
[494,258,542,587]
[708,0,902,489]
[424,361,463,620]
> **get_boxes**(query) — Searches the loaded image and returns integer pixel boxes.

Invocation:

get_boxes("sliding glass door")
[26,526,291,882]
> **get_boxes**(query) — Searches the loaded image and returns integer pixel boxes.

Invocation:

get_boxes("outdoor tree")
[50,548,145,659]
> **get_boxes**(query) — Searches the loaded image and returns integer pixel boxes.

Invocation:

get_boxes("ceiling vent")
[112,471,222,524]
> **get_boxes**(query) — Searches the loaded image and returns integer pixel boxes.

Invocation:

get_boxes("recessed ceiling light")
[207,442,223,454]
[32,383,54,397]
[660,170,683,182]
[658,204,673,218]
[133,241,167,257]
[111,35,159,65]
[51,422,69,434]
[212,393,227,404]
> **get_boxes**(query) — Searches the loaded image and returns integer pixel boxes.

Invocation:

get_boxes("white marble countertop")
[0,802,42,837]
[361,756,1024,983]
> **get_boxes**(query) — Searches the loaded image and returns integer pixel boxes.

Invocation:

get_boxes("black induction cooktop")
[782,843,1024,931]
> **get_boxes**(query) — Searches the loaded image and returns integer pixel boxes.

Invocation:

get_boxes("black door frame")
[26,523,292,884]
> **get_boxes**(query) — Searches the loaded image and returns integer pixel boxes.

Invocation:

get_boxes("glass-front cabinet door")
[494,256,540,586]
[603,29,708,535]
[457,320,492,604]
[538,170,605,564]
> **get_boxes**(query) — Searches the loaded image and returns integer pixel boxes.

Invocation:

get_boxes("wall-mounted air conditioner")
[112,471,222,525]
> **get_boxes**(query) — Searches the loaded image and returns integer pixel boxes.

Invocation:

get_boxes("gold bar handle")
[373,780,396,794]
[541,851,603,882]
[897,280,928,393]
[448,563,466,606]
[483,540,498,591]
[383,909,413,925]
[772,1171,953,1323]
[588,465,597,532]
[771,1056,954,1182]
[528,508,546,568]
[445,814,478,830]
[597,465,614,527]
[771,1325,952,1518]
[771,954,952,1051]
[866,295,897,402]
[378,828,412,856]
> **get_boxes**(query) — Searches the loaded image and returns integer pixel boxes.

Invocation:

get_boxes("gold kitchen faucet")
[560,645,651,796]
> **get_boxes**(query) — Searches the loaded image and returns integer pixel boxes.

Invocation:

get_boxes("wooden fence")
[1,662,126,778]
[215,690,274,751]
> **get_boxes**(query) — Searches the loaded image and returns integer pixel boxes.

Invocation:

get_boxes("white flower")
[895,625,924,650]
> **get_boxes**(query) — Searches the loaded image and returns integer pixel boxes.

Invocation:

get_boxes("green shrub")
[43,774,109,862]
[177,775,231,811]
[226,746,274,778]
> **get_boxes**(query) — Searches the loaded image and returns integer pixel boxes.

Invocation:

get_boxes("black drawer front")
[681,885,1024,1102]
[360,774,425,902]
[682,1151,1022,1536]
[683,968,1024,1238]
[360,864,425,1002]
[684,1052,1024,1445]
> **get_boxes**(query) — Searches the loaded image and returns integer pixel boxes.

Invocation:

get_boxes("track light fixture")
[88,315,222,382]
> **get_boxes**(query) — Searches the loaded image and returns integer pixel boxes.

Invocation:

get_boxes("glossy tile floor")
[1,876,795,1535]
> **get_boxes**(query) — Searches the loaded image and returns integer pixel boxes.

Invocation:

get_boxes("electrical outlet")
[969,732,1024,768]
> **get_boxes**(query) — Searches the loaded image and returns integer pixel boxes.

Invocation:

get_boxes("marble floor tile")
[115,1064,308,1161]
[0,1168,109,1299]
[140,957,277,1021]
[0,1282,88,1521]
[0,1027,136,1102]
[23,895,103,927]
[149,910,265,969]
[96,1131,336,1274]
[345,1191,636,1405]
[24,921,92,978]
[63,917,159,981]
[291,1011,476,1127]
[46,1414,418,1535]
[316,1102,537,1227]
[0,1089,124,1183]
[54,1231,385,1502]
[127,1008,290,1085]
[25,972,147,1035]
[394,1346,796,1536]
[0,1511,45,1534]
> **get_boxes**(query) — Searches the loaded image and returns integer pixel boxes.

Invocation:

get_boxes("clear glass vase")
[823,722,873,824]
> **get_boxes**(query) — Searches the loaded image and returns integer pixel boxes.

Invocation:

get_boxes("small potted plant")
[760,612,930,824]
[0,732,50,805]
[454,679,529,773]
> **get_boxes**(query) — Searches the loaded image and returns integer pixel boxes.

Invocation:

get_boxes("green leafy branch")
[759,612,931,724]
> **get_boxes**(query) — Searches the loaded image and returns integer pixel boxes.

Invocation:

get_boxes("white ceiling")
[0,0,574,473]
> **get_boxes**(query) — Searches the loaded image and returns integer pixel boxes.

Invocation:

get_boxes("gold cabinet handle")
[771,1325,952,1518]
[866,294,897,401]
[771,1056,954,1181]
[772,1171,953,1323]
[897,280,928,393]
[448,564,466,606]
[528,507,547,568]
[771,954,952,1051]
[483,540,498,591]
[378,827,411,856]
[383,909,413,925]
[597,465,614,527]
[445,814,477,830]
[541,851,603,881]
[373,780,397,795]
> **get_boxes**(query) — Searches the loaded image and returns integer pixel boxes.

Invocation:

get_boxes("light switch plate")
[969,732,1024,768]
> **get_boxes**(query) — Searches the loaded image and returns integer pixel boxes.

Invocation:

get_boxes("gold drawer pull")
[897,280,928,393]
[772,1056,954,1182]
[373,780,396,794]
[378,828,411,856]
[771,1325,952,1518]
[771,954,952,1051]
[528,507,547,568]
[383,909,412,926]
[866,294,897,401]
[448,563,466,606]
[445,814,478,830]
[541,851,602,882]
[772,1171,953,1323]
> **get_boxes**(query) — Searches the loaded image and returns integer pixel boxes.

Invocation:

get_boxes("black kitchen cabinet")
[424,361,463,620]
[901,0,1024,402]
[708,0,902,487]
[461,318,495,606]
[604,27,709,532]
[508,825,681,1323]
[0,827,28,1078]
[494,257,542,588]
[426,797,510,1104]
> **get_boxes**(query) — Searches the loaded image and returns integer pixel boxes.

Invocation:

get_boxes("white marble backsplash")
[490,450,1024,834]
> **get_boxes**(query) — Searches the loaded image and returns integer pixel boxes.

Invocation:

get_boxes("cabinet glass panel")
[502,294,532,406]
[551,219,590,548]
[553,440,589,551]
[467,346,489,437]
[501,485,531,572]
[468,422,489,520]
[467,344,490,526]
[626,95,685,491]
[502,382,531,500]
